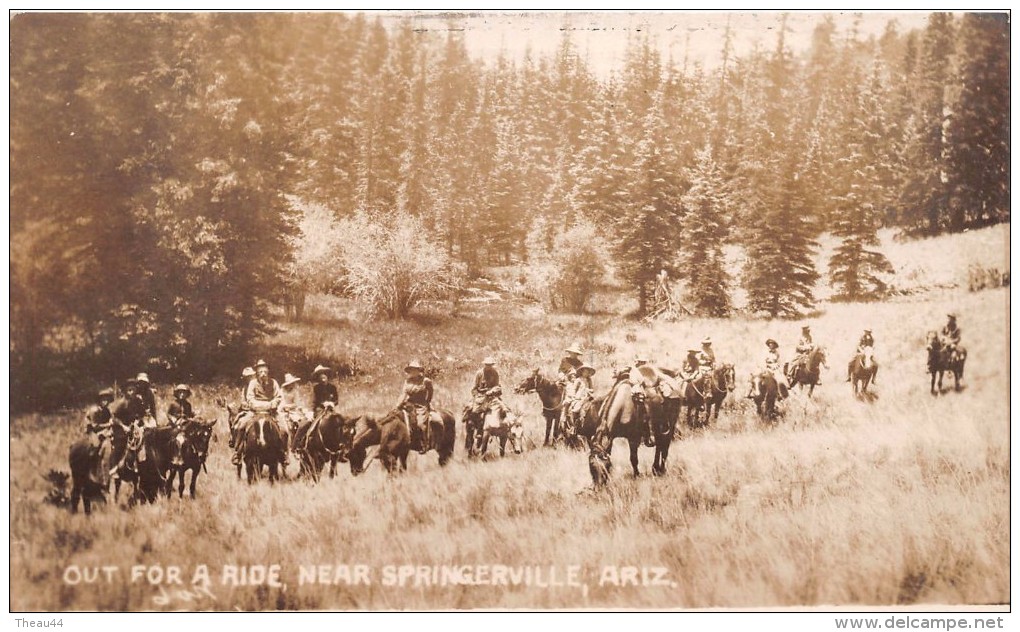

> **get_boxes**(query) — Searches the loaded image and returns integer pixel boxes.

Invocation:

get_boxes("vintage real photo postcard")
[8,10,1010,612]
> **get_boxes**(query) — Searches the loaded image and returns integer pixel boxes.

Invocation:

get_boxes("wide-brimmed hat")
[801,325,811,332]
[864,328,872,333]
[564,346,582,355]
[173,384,192,395]
[123,378,138,389]
[135,372,150,384]
[701,337,712,345]
[312,364,332,377]
[242,367,256,378]
[577,364,596,377]
[483,357,496,365]
[404,360,423,372]
[634,355,649,364]
[254,359,269,369]
[687,349,700,354]
[946,313,957,319]
[766,339,778,347]
[282,373,302,388]
[98,387,115,400]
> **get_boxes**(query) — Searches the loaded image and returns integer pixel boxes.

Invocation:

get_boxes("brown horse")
[787,346,828,397]
[681,371,715,428]
[750,373,781,421]
[348,412,410,475]
[926,332,967,394]
[68,440,108,515]
[514,370,565,447]
[293,409,353,481]
[473,410,525,457]
[705,364,736,421]
[165,417,216,499]
[849,347,878,397]
[241,413,286,484]
[589,382,647,484]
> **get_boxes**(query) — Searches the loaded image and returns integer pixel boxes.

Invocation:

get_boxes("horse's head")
[182,418,215,463]
[515,370,541,394]
[811,346,827,368]
[719,364,736,392]
[859,346,874,367]
[507,417,525,455]
[588,444,611,488]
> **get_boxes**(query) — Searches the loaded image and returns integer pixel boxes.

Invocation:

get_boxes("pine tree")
[678,145,732,316]
[828,62,895,301]
[945,13,1010,230]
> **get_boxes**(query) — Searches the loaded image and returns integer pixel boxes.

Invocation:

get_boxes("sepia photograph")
[8,8,1011,617]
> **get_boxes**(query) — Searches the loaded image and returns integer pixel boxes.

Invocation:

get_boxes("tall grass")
[9,263,1009,610]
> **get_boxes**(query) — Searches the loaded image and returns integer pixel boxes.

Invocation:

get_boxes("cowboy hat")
[312,364,332,377]
[135,372,150,384]
[766,339,778,347]
[564,346,582,355]
[946,313,957,319]
[242,367,256,378]
[173,384,192,395]
[404,360,423,372]
[864,328,872,333]
[687,349,700,355]
[282,373,302,388]
[801,325,811,332]
[123,378,138,388]
[577,364,596,376]
[701,337,712,345]
[634,355,649,364]
[483,357,496,365]
[98,387,115,400]
[254,359,269,369]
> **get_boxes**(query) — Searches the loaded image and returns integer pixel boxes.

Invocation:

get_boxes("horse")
[588,381,648,484]
[133,427,177,503]
[348,412,410,475]
[786,346,828,397]
[293,408,352,482]
[750,372,781,421]
[68,440,108,515]
[926,332,967,394]
[401,406,456,466]
[650,393,681,477]
[849,346,878,397]
[165,418,216,499]
[705,364,736,421]
[514,370,565,447]
[681,371,716,428]
[474,409,525,457]
[240,412,286,484]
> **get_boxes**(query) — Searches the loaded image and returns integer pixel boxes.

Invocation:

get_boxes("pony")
[786,346,828,397]
[705,364,736,421]
[750,372,781,421]
[588,381,649,484]
[514,370,565,447]
[240,412,286,484]
[848,346,878,397]
[165,417,216,499]
[348,412,410,475]
[473,410,525,458]
[926,332,967,394]
[681,370,716,428]
[292,407,353,482]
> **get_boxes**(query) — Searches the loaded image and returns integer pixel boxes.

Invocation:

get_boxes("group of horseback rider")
[228,360,341,468]
[83,372,199,482]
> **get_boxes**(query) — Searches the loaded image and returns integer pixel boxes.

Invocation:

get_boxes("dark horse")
[681,371,716,428]
[134,427,177,503]
[705,364,736,421]
[514,370,565,447]
[293,409,353,481]
[650,393,681,477]
[786,346,828,397]
[241,412,286,484]
[165,418,216,499]
[348,412,411,475]
[588,382,649,485]
[750,372,781,421]
[68,439,109,515]
[849,346,878,397]
[926,332,967,394]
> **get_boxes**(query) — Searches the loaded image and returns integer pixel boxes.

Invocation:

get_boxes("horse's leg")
[499,435,507,457]
[70,483,81,514]
[189,469,198,499]
[629,438,640,477]
[808,383,815,398]
[543,414,552,447]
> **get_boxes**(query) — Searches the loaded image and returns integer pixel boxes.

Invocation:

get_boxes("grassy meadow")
[9,225,1010,611]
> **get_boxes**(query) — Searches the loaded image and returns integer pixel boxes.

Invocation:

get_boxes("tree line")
[9,12,1008,409]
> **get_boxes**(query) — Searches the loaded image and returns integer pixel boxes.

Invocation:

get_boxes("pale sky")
[378,10,932,74]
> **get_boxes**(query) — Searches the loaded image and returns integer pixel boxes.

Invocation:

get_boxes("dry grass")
[9,229,1010,611]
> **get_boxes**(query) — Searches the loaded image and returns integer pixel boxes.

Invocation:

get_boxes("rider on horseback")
[167,384,196,428]
[557,346,584,384]
[109,379,148,479]
[697,338,716,371]
[135,372,159,428]
[232,360,285,468]
[846,329,877,385]
[469,357,510,422]
[789,326,818,385]
[399,360,434,453]
[312,365,339,417]
[84,387,116,486]
[942,313,962,352]
[749,339,789,400]
[562,364,595,435]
